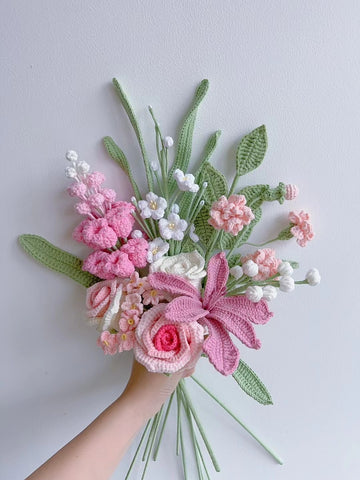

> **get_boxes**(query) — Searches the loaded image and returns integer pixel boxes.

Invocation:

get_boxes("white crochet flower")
[147,238,169,263]
[245,286,263,303]
[306,268,321,286]
[262,285,278,301]
[159,213,187,240]
[278,261,294,277]
[164,136,174,148]
[242,260,259,278]
[229,266,243,280]
[279,276,295,292]
[173,169,199,193]
[138,192,167,220]
[150,251,206,290]
[189,224,199,243]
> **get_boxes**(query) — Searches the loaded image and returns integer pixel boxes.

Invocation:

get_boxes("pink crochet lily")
[148,252,273,375]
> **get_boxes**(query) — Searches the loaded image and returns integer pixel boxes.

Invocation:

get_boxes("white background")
[1,1,360,479]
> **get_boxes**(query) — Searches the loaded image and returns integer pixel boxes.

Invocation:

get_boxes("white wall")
[2,1,359,479]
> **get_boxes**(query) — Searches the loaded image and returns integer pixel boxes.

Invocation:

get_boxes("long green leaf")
[232,359,273,405]
[18,234,100,288]
[236,125,267,177]
[199,162,228,205]
[193,206,214,245]
[112,78,153,191]
[103,136,142,200]
[168,79,209,195]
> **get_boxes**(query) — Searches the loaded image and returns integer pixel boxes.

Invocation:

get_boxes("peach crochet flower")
[209,194,254,235]
[97,331,120,355]
[134,304,204,374]
[289,210,314,247]
[241,249,281,281]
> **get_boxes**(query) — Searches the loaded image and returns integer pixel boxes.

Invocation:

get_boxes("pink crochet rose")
[121,238,148,268]
[86,278,124,318]
[241,248,281,281]
[83,250,135,279]
[289,210,314,247]
[97,331,121,355]
[134,304,204,374]
[208,194,254,236]
[106,202,135,238]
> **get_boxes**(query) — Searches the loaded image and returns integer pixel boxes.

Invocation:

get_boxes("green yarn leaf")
[168,79,209,195]
[103,136,142,200]
[277,225,294,240]
[220,208,262,250]
[235,125,267,177]
[112,78,153,191]
[193,206,214,245]
[232,359,273,405]
[227,253,241,268]
[238,182,286,210]
[18,235,100,288]
[199,162,228,205]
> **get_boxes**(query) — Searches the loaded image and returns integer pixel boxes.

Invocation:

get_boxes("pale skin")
[26,360,193,480]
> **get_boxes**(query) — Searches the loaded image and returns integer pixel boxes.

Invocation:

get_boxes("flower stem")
[190,376,284,465]
[176,387,181,456]
[141,406,164,480]
[153,392,174,460]
[179,380,221,472]
[124,419,151,480]
[142,412,159,461]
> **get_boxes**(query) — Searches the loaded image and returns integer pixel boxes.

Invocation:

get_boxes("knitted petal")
[148,272,200,298]
[165,296,208,323]
[200,317,240,376]
[214,296,273,325]
[208,308,261,349]
[203,252,229,309]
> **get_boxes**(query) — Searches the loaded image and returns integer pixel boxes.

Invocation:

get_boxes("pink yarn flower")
[97,331,120,355]
[134,304,204,374]
[121,238,148,268]
[118,330,136,352]
[86,278,124,317]
[241,249,281,281]
[121,293,143,315]
[208,195,254,236]
[289,210,314,247]
[126,272,150,294]
[83,250,135,279]
[119,312,140,332]
[106,203,135,238]
[67,182,87,199]
[149,252,273,376]
[81,218,118,249]
[142,288,168,306]
[85,171,105,188]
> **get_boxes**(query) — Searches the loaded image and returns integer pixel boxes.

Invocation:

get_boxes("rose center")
[153,325,180,352]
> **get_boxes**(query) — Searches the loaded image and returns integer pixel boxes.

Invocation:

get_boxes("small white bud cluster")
[65,150,90,179]
[163,136,174,148]
[242,260,259,277]
[245,285,278,303]
[305,268,321,286]
[277,261,295,293]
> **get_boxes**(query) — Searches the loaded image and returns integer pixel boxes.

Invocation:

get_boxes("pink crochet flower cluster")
[242,248,281,281]
[289,210,314,247]
[208,195,254,236]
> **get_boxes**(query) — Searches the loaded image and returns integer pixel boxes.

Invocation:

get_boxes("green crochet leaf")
[193,205,214,245]
[232,359,273,405]
[277,225,294,240]
[235,125,267,177]
[168,79,209,195]
[18,235,100,288]
[179,130,221,220]
[103,136,142,200]
[199,162,228,205]
[227,253,241,268]
[220,208,262,250]
[238,182,286,210]
[112,78,153,191]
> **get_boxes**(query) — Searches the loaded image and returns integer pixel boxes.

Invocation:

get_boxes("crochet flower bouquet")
[19,79,320,479]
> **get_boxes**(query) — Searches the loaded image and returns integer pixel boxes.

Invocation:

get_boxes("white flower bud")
[171,203,180,214]
[262,285,278,301]
[76,160,90,174]
[150,161,159,171]
[65,166,77,178]
[66,150,78,162]
[242,260,259,278]
[229,266,243,280]
[130,196,137,204]
[279,276,295,292]
[278,261,293,277]
[131,230,143,239]
[306,268,321,286]
[246,286,263,303]
[164,136,174,148]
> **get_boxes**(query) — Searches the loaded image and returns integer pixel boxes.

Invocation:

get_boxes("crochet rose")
[86,278,125,318]
[134,304,204,374]
[150,251,206,290]
[241,249,281,281]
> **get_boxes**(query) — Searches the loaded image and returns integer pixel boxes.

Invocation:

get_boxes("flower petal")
[208,308,261,350]
[200,317,240,376]
[215,296,273,325]
[165,296,208,323]
[148,272,200,298]
[203,252,229,309]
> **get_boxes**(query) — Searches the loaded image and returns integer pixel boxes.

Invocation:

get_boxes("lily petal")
[148,272,200,298]
[209,308,261,349]
[165,296,208,324]
[203,252,229,309]
[215,296,273,325]
[200,317,240,376]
